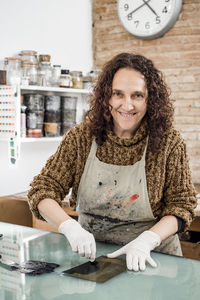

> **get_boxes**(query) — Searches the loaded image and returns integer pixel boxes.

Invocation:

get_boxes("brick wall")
[92,0,200,183]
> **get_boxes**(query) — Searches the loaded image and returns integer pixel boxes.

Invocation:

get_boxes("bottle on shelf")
[37,62,52,86]
[6,58,21,85]
[59,69,72,88]
[21,62,38,85]
[70,71,83,89]
[44,95,61,137]
[20,106,27,138]
[51,65,61,87]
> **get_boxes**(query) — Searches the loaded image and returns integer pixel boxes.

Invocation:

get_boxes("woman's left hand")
[107,230,161,271]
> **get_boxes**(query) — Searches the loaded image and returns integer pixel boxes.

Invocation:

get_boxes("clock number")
[156,16,161,24]
[134,20,139,28]
[124,4,129,11]
[127,13,132,20]
[162,6,168,13]
[145,22,150,29]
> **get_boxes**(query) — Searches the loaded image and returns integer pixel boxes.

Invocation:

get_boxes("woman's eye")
[137,93,143,97]
[134,93,144,99]
[113,91,122,97]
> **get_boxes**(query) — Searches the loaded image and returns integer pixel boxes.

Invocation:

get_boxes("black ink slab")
[62,255,126,283]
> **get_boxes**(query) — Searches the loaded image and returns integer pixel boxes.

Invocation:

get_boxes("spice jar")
[70,71,83,89]
[59,69,72,88]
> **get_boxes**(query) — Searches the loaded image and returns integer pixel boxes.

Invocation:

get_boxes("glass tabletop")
[0,222,200,300]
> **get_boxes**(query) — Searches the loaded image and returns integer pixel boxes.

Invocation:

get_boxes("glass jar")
[6,58,21,85]
[21,62,38,85]
[59,69,72,88]
[38,62,52,86]
[39,54,51,63]
[89,69,101,86]
[70,71,83,89]
[51,65,61,87]
[83,75,92,90]
[19,50,38,65]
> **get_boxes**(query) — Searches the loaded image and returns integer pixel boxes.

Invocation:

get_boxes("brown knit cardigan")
[28,120,197,231]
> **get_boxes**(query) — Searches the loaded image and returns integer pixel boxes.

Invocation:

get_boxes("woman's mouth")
[118,111,137,118]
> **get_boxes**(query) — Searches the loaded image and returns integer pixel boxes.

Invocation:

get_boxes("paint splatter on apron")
[76,139,182,256]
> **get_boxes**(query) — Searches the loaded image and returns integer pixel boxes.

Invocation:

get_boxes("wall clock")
[117,0,182,40]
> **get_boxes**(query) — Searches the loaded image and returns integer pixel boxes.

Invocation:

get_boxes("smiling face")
[109,68,148,139]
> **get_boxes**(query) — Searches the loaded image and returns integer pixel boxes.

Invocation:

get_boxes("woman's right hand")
[58,219,96,261]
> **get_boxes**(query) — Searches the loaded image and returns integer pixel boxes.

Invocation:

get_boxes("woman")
[28,53,197,272]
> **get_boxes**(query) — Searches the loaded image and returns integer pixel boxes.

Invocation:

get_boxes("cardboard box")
[0,192,32,227]
[0,191,78,232]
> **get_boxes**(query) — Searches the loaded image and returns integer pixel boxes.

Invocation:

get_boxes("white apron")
[76,139,182,256]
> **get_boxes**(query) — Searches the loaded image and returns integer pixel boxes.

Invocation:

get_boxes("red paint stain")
[106,190,111,200]
[130,194,139,201]
[122,194,139,206]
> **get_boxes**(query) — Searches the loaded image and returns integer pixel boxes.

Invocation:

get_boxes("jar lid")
[20,50,37,56]
[61,69,70,74]
[7,57,21,62]
[22,62,37,66]
[39,54,51,62]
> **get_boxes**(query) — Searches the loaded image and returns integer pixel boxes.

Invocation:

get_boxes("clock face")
[117,0,182,39]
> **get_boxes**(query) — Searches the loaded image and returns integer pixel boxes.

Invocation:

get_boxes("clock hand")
[127,0,151,17]
[142,0,159,17]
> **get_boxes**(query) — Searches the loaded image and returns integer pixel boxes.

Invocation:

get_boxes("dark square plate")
[62,255,127,283]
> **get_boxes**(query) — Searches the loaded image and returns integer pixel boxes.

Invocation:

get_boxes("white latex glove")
[58,219,96,261]
[107,230,161,271]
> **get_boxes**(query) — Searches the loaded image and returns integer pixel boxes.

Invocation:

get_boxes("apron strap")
[141,136,149,162]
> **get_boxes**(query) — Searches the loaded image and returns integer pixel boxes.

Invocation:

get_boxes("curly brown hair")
[86,52,174,153]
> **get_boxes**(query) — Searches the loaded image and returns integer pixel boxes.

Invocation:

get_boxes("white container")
[6,58,21,85]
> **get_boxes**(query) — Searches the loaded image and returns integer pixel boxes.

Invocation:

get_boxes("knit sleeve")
[27,128,78,220]
[161,138,197,231]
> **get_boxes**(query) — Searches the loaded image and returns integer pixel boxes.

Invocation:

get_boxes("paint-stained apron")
[76,139,182,256]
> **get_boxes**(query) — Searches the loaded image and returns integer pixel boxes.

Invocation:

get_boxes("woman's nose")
[123,96,134,110]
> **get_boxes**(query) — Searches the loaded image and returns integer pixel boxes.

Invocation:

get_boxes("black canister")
[45,95,61,111]
[44,110,61,123]
[61,96,77,110]
[26,110,44,131]
[61,109,76,123]
[23,94,45,111]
